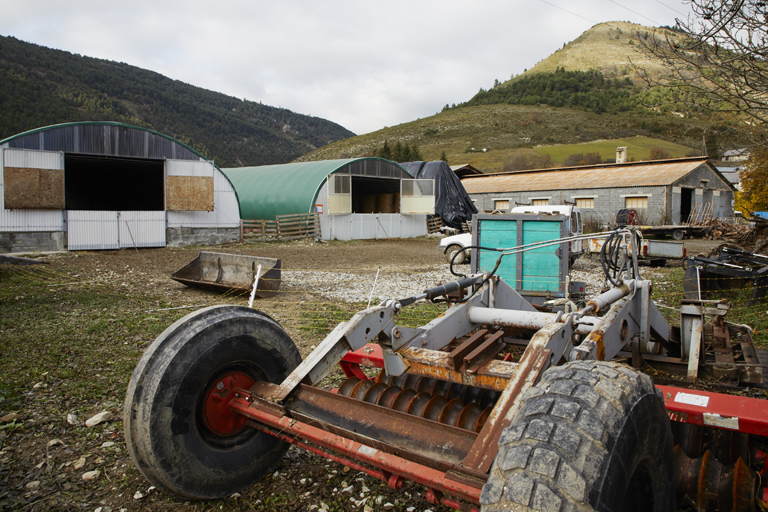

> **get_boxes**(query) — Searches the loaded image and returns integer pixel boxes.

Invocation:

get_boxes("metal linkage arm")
[270,302,400,402]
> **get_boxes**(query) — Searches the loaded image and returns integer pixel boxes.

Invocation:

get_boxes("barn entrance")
[64,154,164,211]
[64,154,166,250]
[681,188,694,224]
[351,177,401,213]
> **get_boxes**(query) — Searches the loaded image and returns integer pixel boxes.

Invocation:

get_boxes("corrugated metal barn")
[222,158,434,241]
[0,122,240,253]
[461,157,736,226]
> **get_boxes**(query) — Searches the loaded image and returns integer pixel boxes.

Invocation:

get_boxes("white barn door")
[67,211,165,250]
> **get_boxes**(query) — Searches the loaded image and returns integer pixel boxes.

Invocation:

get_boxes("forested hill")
[0,35,355,167]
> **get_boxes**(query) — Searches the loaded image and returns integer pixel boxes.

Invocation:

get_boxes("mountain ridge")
[0,35,355,167]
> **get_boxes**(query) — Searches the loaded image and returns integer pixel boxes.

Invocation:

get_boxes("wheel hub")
[202,371,255,436]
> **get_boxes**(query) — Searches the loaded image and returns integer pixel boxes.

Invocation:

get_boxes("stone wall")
[166,227,240,247]
[0,231,66,254]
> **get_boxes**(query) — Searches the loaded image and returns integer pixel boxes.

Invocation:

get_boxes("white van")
[437,205,584,264]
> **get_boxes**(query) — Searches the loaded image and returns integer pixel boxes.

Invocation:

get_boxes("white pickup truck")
[438,205,584,264]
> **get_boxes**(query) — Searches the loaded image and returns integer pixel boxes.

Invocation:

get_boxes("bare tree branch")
[635,0,768,148]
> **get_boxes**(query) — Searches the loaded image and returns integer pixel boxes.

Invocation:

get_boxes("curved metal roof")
[221,158,410,220]
[0,121,208,162]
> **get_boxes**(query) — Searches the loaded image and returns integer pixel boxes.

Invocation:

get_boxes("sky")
[0,0,693,135]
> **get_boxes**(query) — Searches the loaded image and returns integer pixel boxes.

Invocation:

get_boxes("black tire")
[446,244,467,265]
[124,305,302,499]
[672,229,685,240]
[480,361,675,512]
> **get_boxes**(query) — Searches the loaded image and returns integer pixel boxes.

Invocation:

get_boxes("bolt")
[216,381,225,391]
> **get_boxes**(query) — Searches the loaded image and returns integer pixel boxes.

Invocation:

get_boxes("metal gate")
[67,211,166,250]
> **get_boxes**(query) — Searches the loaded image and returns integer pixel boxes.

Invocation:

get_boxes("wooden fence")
[241,213,321,242]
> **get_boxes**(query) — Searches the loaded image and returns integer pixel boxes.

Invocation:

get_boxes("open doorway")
[351,177,401,213]
[65,154,165,211]
[681,188,694,224]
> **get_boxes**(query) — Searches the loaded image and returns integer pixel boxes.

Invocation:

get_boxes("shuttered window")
[625,196,648,209]
[575,198,595,209]
[494,200,510,210]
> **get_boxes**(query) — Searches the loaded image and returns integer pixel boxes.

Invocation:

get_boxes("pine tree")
[440,151,448,162]
[378,140,392,160]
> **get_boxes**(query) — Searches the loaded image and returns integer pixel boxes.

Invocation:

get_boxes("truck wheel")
[446,244,467,265]
[672,229,685,240]
[124,305,301,499]
[480,361,675,512]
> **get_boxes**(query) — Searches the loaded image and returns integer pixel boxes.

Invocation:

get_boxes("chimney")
[616,147,627,163]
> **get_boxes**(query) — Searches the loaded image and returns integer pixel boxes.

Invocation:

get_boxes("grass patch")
[0,265,188,413]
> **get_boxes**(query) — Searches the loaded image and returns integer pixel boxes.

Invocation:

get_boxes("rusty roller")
[672,422,751,464]
[377,372,500,409]
[675,445,757,512]
[337,376,495,432]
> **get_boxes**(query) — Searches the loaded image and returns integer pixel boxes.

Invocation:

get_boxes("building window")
[494,199,510,210]
[625,196,648,209]
[531,199,549,206]
[575,198,595,209]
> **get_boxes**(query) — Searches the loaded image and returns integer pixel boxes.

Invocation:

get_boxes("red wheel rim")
[202,371,254,436]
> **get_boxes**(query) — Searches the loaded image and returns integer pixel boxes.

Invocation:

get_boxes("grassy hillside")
[0,35,354,167]
[297,103,712,171]
[511,21,679,85]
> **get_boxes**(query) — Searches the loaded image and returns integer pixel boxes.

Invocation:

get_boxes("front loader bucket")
[170,251,280,298]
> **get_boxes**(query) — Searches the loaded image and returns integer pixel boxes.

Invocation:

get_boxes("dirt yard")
[0,236,749,512]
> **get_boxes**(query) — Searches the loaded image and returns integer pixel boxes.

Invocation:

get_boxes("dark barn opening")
[65,154,165,211]
[351,177,401,213]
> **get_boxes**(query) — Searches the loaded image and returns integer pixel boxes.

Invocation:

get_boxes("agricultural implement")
[125,230,768,511]
[170,250,281,298]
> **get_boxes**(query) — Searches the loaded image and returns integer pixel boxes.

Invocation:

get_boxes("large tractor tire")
[124,305,301,499]
[480,361,675,512]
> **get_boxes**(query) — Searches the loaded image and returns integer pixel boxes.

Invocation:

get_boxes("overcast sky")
[1,1,693,135]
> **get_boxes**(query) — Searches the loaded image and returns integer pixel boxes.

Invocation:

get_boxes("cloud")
[0,0,690,134]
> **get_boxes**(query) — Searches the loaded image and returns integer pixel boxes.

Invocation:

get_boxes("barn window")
[531,199,549,206]
[494,199,510,210]
[401,179,435,214]
[327,174,352,214]
[575,198,595,209]
[625,196,648,209]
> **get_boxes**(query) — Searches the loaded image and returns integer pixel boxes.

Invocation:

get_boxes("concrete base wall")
[166,227,240,247]
[0,231,66,254]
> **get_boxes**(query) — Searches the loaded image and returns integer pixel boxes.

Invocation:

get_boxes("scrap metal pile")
[123,228,768,512]
[707,216,768,255]
[685,245,768,306]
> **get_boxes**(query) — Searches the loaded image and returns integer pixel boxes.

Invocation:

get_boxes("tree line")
[0,35,354,167]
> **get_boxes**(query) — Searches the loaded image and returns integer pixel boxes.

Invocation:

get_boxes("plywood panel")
[4,167,65,209]
[166,176,214,211]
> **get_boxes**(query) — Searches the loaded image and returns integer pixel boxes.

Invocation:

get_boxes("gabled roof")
[461,157,736,193]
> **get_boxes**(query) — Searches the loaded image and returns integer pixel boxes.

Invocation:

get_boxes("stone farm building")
[460,157,735,226]
[0,122,240,253]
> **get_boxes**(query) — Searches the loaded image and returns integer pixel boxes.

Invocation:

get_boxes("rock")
[361,485,370,493]
[133,490,145,500]
[382,504,395,510]
[25,480,41,490]
[67,413,78,425]
[351,497,366,507]
[364,505,373,512]
[101,442,115,448]
[300,478,307,485]
[0,413,20,423]
[85,411,113,427]
[375,496,384,505]
[48,439,64,447]
[341,485,354,493]
[229,493,241,499]
[82,470,100,481]
[73,456,87,470]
